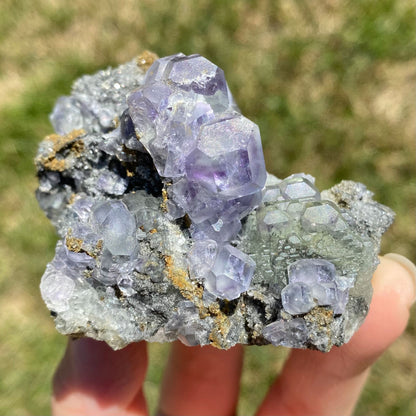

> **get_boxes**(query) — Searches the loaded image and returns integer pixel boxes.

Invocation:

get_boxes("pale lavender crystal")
[96,171,128,196]
[334,289,349,314]
[288,258,337,285]
[127,54,236,178]
[262,318,309,348]
[50,96,83,135]
[144,53,185,84]
[165,54,227,95]
[220,190,263,222]
[119,109,147,152]
[149,53,238,112]
[51,243,95,280]
[127,53,267,299]
[70,197,95,222]
[92,201,137,256]
[190,218,242,242]
[281,282,315,315]
[40,264,76,313]
[165,301,206,346]
[185,114,266,197]
[282,258,353,315]
[205,244,256,300]
[188,239,218,278]
[168,178,221,223]
[312,282,338,306]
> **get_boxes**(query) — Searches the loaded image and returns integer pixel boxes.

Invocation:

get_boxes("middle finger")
[157,341,243,416]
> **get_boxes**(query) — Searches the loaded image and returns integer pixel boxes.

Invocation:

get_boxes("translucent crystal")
[301,201,341,231]
[188,239,218,277]
[169,178,222,223]
[279,176,321,201]
[92,201,137,256]
[281,282,315,315]
[205,244,255,300]
[164,300,206,346]
[185,114,266,197]
[144,53,186,84]
[50,96,83,135]
[40,264,76,314]
[96,171,128,196]
[51,243,94,280]
[288,258,337,285]
[127,55,238,178]
[262,318,309,348]
[126,54,267,299]
[262,173,282,203]
[190,218,242,242]
[166,54,227,94]
[257,209,291,233]
[282,258,352,314]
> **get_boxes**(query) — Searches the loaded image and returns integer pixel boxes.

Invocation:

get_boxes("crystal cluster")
[35,52,395,351]
[282,259,350,315]
[127,53,266,299]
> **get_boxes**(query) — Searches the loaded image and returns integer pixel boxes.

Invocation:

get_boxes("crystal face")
[35,52,395,351]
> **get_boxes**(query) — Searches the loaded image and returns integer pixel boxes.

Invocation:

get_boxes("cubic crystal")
[281,282,315,315]
[282,258,352,315]
[262,319,309,348]
[205,244,256,300]
[280,176,321,201]
[185,114,266,197]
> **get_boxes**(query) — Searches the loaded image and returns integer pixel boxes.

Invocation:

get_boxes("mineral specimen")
[36,52,394,351]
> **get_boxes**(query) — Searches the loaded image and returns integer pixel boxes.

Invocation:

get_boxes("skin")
[52,255,415,416]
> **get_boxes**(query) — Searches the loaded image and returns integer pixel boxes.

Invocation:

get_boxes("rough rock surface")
[36,52,394,351]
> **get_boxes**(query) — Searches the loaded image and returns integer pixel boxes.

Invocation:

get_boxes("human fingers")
[157,341,244,416]
[52,338,148,416]
[256,255,416,416]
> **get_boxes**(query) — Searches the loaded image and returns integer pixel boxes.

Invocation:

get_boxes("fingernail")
[384,253,416,306]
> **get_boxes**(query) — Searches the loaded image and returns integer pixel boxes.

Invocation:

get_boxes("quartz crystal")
[35,52,394,351]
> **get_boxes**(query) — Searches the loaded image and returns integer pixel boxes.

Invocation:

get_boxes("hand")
[51,255,415,416]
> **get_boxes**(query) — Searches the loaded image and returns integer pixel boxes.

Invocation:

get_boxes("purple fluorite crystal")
[282,258,352,315]
[262,318,308,349]
[127,53,267,300]
[205,244,256,300]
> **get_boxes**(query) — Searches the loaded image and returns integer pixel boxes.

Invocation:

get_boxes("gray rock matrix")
[35,52,394,351]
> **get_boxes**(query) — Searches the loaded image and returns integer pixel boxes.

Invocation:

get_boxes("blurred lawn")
[0,0,415,415]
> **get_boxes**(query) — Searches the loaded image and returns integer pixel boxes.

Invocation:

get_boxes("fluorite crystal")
[35,52,394,351]
[127,54,266,300]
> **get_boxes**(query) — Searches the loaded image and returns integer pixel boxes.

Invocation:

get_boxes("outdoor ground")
[0,1,415,415]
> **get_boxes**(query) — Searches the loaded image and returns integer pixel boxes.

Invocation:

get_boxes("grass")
[0,0,415,414]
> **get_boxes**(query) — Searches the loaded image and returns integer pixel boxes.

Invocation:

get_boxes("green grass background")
[0,0,415,414]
